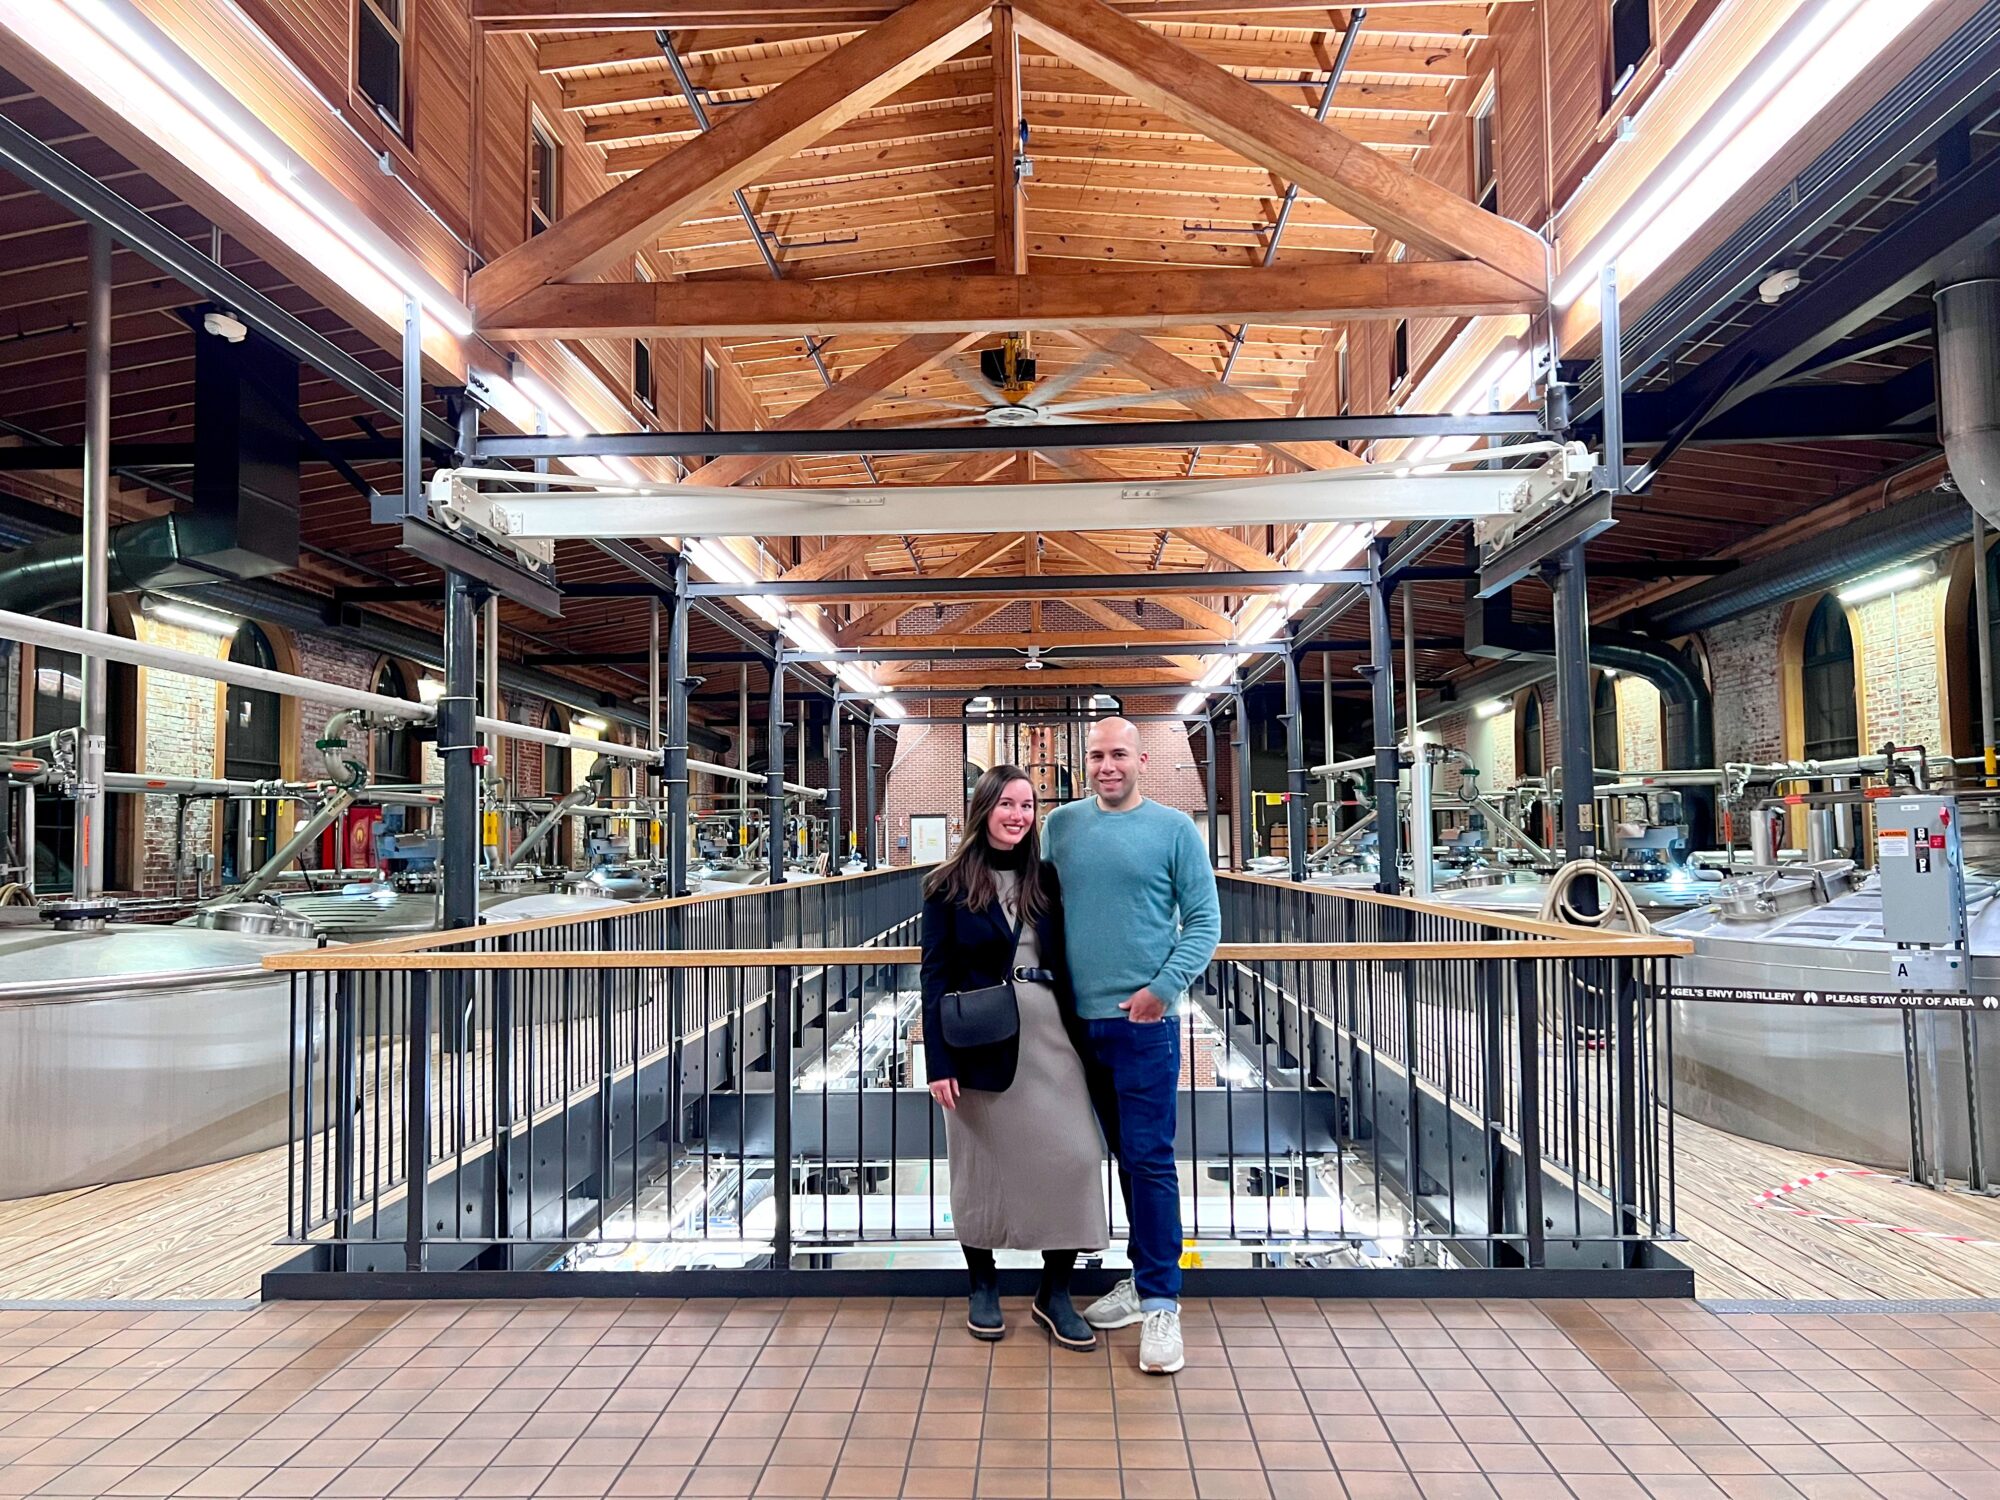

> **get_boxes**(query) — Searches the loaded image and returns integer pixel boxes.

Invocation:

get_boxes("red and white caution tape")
[1751,1167,2000,1249]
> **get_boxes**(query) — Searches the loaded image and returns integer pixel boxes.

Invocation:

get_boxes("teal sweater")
[1042,797,1221,1020]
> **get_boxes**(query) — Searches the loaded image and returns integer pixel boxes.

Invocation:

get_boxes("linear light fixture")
[417,676,445,705]
[1475,698,1508,719]
[53,0,474,337]
[1554,0,1935,309]
[573,713,609,734]
[1836,560,1935,604]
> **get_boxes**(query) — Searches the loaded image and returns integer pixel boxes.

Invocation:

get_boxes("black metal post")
[405,970,431,1273]
[666,553,692,895]
[1203,718,1220,868]
[1231,686,1253,871]
[1364,545,1402,894]
[1549,543,1597,868]
[864,724,880,870]
[771,964,794,1267]
[827,703,844,875]
[441,571,480,931]
[768,643,788,885]
[1282,639,1309,882]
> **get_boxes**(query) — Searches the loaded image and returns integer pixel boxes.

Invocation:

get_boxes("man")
[1042,716,1220,1375]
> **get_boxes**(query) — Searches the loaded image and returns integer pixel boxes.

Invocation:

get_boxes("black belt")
[1013,966,1056,985]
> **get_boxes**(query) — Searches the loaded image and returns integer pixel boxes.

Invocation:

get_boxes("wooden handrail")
[311,864,913,959]
[264,934,1689,972]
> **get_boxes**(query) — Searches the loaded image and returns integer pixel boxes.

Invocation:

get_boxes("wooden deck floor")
[8,1114,2000,1303]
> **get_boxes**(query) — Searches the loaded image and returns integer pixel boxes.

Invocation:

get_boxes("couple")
[919,717,1220,1375]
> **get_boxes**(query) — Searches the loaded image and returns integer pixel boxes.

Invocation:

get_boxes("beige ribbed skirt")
[944,875,1109,1253]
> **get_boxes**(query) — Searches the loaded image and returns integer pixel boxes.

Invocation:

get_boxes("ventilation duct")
[0,323,300,616]
[1937,245,2000,528]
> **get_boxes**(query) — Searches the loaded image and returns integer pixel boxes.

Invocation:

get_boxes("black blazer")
[920,861,1085,1093]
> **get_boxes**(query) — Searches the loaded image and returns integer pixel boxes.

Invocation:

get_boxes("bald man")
[1042,716,1219,1375]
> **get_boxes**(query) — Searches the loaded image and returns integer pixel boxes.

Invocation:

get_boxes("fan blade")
[1023,346,1116,406]
[946,354,1008,407]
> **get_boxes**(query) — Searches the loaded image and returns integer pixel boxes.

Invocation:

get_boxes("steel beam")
[1365,546,1401,894]
[73,225,112,909]
[690,570,1368,601]
[1281,640,1308,882]
[767,643,788,886]
[474,411,1539,461]
[666,555,692,895]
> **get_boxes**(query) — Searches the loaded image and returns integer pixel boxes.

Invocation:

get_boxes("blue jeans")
[1084,1016,1182,1309]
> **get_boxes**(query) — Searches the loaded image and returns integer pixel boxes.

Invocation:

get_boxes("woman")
[922,765,1107,1350]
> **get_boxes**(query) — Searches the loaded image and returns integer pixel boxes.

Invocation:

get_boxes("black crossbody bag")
[938,897,1026,1050]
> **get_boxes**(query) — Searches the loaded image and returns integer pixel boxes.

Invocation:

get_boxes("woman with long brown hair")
[921,764,1107,1349]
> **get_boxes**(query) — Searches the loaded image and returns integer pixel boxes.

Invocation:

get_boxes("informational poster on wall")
[909,814,950,865]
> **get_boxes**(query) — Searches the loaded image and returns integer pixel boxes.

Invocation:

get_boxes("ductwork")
[0,514,195,617]
[1645,486,1968,638]
[1937,245,2000,528]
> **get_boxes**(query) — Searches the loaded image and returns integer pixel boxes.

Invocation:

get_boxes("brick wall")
[1616,675,1664,770]
[293,636,379,782]
[132,616,226,896]
[1705,603,1787,763]
[1855,576,1948,756]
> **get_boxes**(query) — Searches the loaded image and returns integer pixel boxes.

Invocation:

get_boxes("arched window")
[222,623,284,881]
[370,660,419,785]
[1518,691,1544,779]
[1802,596,1860,761]
[27,608,135,891]
[1593,673,1621,773]
[542,704,570,798]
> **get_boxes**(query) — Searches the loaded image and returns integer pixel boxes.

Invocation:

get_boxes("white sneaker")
[1139,1306,1185,1375]
[1081,1277,1144,1330]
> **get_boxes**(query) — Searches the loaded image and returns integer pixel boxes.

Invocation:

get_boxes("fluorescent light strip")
[1836,562,1934,604]
[1554,0,1930,308]
[62,0,475,337]
[143,597,240,637]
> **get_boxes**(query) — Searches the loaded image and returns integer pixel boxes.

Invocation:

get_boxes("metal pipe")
[1232,687,1253,871]
[864,722,879,870]
[482,593,501,763]
[1403,585,1432,897]
[229,788,362,903]
[1551,543,1598,871]
[0,607,661,763]
[1203,718,1219,867]
[506,780,598,869]
[648,596,662,861]
[73,225,112,907]
[738,663,751,831]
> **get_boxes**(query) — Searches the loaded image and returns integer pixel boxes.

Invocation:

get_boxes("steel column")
[1549,544,1598,867]
[1203,719,1219,867]
[767,642,788,886]
[1281,642,1309,882]
[864,724,880,870]
[1977,514,1998,823]
[666,555,692,895]
[1365,548,1402,894]
[440,571,480,932]
[73,225,112,908]
[1232,687,1253,871]
[1404,587,1433,898]
[826,702,844,875]
[648,597,662,860]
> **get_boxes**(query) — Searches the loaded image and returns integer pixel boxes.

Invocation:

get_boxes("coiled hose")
[1537,858,1653,935]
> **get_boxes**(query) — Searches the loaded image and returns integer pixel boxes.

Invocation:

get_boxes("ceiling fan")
[904,337,1277,428]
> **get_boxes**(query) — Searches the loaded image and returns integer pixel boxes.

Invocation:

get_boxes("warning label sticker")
[1879,829,1910,859]
[1667,984,1994,1011]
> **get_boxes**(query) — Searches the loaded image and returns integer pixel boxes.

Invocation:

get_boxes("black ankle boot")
[1031,1251,1096,1352]
[964,1248,1003,1341]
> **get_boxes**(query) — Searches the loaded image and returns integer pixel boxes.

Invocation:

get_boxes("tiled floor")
[2,1298,1998,1500]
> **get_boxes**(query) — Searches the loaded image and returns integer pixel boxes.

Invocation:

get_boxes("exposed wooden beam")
[781,534,879,582]
[993,6,1026,276]
[835,532,1025,643]
[1038,532,1234,635]
[922,450,1017,485]
[696,331,983,486]
[470,0,994,317]
[878,665,1191,687]
[481,260,1541,337]
[1035,448,1123,482]
[1173,525,1283,571]
[1068,328,1358,470]
[1009,0,1547,294]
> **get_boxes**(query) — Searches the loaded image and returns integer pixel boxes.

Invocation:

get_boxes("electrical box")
[1877,795,1966,951]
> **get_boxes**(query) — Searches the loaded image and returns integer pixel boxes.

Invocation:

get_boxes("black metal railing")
[267,865,1689,1293]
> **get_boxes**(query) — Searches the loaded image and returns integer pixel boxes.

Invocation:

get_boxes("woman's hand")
[929,1079,960,1110]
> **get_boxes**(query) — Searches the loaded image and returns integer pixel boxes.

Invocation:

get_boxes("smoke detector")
[203,310,249,343]
[1022,647,1045,671]
[1758,268,1803,305]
